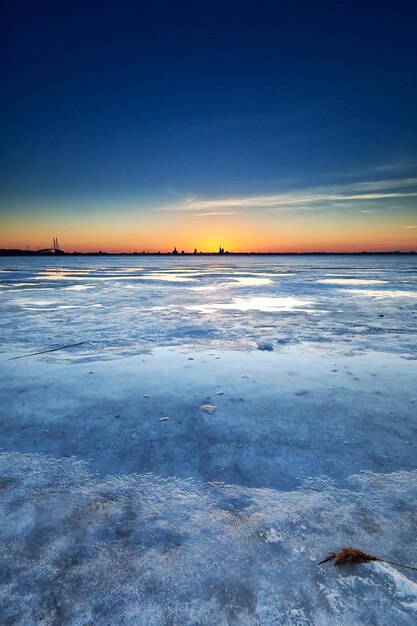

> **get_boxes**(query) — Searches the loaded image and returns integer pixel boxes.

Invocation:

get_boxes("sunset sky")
[1,1,417,252]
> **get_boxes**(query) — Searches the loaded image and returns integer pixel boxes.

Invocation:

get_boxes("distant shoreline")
[0,250,416,257]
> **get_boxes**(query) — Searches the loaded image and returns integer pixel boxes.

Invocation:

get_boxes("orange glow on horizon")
[1,207,417,253]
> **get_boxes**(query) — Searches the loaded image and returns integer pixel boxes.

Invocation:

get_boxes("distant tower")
[53,237,59,252]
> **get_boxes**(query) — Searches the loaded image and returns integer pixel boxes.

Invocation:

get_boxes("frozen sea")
[1,255,417,625]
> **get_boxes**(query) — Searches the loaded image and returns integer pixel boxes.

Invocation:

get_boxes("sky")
[1,0,417,253]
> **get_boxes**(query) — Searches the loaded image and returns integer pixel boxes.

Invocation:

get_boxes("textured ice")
[0,255,416,359]
[1,255,417,625]
[1,454,417,625]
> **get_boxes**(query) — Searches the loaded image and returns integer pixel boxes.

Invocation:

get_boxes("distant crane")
[37,237,64,255]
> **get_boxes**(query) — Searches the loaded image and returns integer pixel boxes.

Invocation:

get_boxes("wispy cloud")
[373,160,417,173]
[192,212,237,217]
[154,177,417,216]
[405,225,417,229]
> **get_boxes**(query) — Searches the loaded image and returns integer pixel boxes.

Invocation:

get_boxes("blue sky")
[1,1,417,251]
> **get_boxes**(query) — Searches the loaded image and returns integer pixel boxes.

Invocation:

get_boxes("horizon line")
[1,248,416,257]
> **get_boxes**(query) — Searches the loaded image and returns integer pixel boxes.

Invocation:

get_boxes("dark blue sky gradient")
[1,0,417,202]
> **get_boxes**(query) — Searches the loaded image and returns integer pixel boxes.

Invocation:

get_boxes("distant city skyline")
[1,2,416,252]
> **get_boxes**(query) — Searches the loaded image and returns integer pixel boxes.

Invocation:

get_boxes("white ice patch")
[35,273,145,281]
[0,282,34,287]
[22,304,102,311]
[373,562,417,609]
[260,527,283,543]
[342,289,417,298]
[318,279,387,285]
[13,298,60,306]
[188,296,315,313]
[229,276,274,286]
[201,404,217,414]
[139,273,197,282]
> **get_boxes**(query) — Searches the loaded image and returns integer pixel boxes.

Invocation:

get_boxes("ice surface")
[1,255,417,625]
[1,454,417,625]
[2,348,417,487]
[1,255,416,359]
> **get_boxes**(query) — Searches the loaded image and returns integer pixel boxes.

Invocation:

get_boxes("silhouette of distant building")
[172,247,178,255]
[218,246,225,254]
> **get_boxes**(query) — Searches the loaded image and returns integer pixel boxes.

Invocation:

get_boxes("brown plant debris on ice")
[319,546,417,572]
